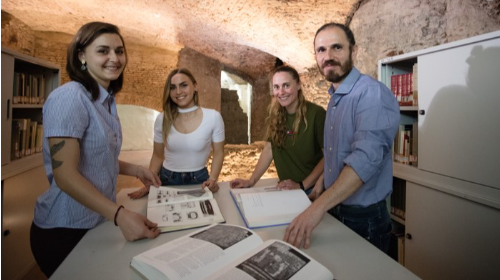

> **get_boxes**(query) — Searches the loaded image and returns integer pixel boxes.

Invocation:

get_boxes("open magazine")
[230,186,311,229]
[130,224,334,280]
[147,186,225,233]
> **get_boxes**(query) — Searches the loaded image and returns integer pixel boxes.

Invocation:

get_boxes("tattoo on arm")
[50,141,65,169]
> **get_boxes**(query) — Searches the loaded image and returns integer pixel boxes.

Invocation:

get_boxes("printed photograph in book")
[191,224,254,250]
[236,241,310,280]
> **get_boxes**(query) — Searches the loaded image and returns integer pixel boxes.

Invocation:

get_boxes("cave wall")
[2,0,499,140]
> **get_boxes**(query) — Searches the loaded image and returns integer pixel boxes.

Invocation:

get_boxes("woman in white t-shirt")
[129,68,225,198]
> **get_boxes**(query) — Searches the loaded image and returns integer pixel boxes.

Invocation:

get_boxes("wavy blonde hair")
[265,65,308,148]
[161,68,199,145]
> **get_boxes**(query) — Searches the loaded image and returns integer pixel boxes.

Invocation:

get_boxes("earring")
[81,61,87,71]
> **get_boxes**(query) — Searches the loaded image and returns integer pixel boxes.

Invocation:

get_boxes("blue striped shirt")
[34,81,122,229]
[324,67,400,206]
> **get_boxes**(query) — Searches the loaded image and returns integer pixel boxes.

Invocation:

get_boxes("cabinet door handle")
[418,109,425,115]
[3,229,10,237]
[406,233,412,240]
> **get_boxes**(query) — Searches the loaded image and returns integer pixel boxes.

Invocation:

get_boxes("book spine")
[36,124,44,153]
[410,122,418,167]
[391,75,397,99]
[412,63,418,106]
[397,75,402,103]
[29,122,38,155]
[401,74,407,105]
[397,235,405,265]
[11,120,21,159]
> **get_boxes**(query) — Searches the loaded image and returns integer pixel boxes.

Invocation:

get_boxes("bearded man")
[284,22,400,254]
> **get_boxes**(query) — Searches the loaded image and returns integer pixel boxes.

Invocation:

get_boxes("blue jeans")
[159,166,209,186]
[328,200,392,254]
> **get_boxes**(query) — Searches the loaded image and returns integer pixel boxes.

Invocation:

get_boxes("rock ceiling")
[1,0,360,74]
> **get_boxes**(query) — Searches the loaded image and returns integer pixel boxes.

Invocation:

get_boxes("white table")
[50,179,420,280]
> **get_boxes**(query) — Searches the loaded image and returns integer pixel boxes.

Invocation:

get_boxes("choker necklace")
[178,106,198,113]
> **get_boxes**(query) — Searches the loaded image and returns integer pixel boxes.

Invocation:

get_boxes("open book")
[130,224,334,280]
[147,186,225,232]
[230,187,311,229]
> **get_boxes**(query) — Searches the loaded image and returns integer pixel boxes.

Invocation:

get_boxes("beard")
[321,54,354,83]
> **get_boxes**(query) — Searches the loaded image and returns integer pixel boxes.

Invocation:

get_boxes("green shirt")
[271,101,326,183]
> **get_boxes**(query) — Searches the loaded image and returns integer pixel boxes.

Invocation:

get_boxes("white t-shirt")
[154,108,225,172]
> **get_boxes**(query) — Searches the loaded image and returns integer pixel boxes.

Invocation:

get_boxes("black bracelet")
[114,205,124,226]
[299,181,305,191]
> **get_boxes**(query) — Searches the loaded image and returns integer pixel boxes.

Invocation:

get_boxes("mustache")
[322,60,341,68]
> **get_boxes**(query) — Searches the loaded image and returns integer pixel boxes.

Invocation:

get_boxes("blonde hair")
[161,68,199,144]
[265,65,308,148]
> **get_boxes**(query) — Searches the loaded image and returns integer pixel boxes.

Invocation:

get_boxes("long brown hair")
[161,68,199,144]
[265,65,308,148]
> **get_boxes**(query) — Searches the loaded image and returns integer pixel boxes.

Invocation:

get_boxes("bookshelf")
[379,30,500,280]
[1,47,60,178]
[1,48,59,280]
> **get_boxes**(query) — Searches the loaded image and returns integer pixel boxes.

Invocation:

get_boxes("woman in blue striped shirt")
[30,22,162,278]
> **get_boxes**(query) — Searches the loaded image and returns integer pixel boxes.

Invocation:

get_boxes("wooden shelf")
[390,214,405,225]
[12,104,44,109]
[1,153,43,180]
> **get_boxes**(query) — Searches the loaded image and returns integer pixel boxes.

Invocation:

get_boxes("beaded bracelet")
[114,205,124,226]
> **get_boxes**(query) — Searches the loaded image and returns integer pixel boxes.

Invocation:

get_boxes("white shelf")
[399,106,418,111]
[383,30,500,280]
[393,162,500,210]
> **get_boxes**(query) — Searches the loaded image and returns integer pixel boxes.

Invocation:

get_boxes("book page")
[147,198,225,232]
[236,189,311,228]
[131,224,263,280]
[148,186,213,207]
[206,239,334,280]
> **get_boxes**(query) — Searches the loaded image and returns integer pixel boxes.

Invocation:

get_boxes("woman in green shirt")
[230,65,326,200]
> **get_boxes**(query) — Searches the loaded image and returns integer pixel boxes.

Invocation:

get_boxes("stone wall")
[250,76,272,142]
[215,142,277,182]
[34,32,72,85]
[351,0,500,79]
[298,0,500,104]
[300,69,331,109]
[221,88,248,144]
[116,44,178,111]
[1,11,35,55]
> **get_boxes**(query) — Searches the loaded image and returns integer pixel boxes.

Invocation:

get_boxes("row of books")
[390,63,418,106]
[11,119,43,160]
[393,123,418,166]
[13,72,46,105]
